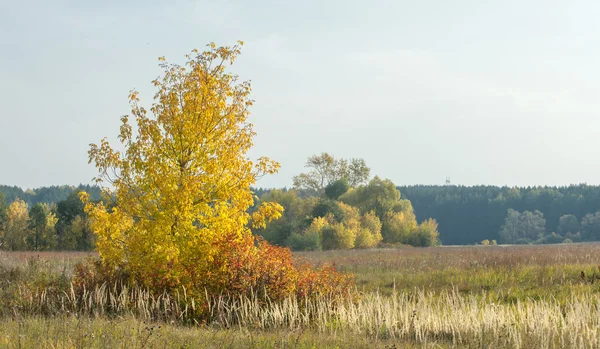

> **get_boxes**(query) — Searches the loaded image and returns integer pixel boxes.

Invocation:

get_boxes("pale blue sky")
[2,0,600,189]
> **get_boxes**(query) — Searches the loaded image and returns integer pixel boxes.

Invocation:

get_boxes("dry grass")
[7,282,600,348]
[0,316,392,349]
[297,244,600,298]
[4,244,600,348]
[0,251,97,261]
[298,243,600,271]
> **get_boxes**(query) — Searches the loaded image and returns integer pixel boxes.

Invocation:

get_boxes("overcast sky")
[2,0,600,189]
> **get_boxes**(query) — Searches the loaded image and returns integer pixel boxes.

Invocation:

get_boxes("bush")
[565,232,582,242]
[286,230,322,251]
[408,219,440,247]
[382,211,417,244]
[355,212,383,248]
[539,232,564,244]
[74,233,352,304]
[515,237,534,245]
[321,223,355,250]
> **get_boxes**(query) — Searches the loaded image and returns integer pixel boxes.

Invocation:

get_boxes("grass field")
[3,244,600,348]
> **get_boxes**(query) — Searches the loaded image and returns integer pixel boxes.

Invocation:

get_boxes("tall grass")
[4,245,600,348]
[298,244,600,298]
[8,282,600,348]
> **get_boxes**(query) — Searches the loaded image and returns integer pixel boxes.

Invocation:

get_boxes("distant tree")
[519,210,546,241]
[327,202,362,249]
[282,201,383,250]
[285,230,321,251]
[499,209,546,244]
[339,177,422,246]
[540,232,564,244]
[0,193,7,241]
[0,184,102,206]
[43,204,58,250]
[55,191,95,250]
[337,158,371,187]
[56,191,85,224]
[312,201,367,249]
[557,214,580,236]
[399,184,600,245]
[581,212,600,241]
[355,211,383,248]
[410,218,440,247]
[293,153,337,196]
[2,199,29,250]
[312,198,345,222]
[325,179,350,200]
[286,217,326,251]
[28,203,47,250]
[321,222,355,250]
[565,231,582,243]
[293,153,370,195]
[499,209,520,244]
[61,215,86,250]
[254,190,318,246]
[340,177,407,220]
[0,186,27,205]
[259,177,442,249]
[381,210,417,244]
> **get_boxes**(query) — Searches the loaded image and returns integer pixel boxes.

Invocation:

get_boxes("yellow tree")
[356,211,383,248]
[3,199,29,250]
[83,42,283,293]
[43,204,59,250]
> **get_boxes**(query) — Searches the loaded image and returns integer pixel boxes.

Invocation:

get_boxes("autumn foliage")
[80,42,351,300]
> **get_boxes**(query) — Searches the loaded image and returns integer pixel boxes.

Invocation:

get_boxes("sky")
[2,0,600,189]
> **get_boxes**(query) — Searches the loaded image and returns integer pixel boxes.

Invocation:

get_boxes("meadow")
[3,244,600,348]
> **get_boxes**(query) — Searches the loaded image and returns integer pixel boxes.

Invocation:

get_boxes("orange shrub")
[73,233,353,303]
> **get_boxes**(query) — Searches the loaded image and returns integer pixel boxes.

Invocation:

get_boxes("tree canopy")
[293,153,370,196]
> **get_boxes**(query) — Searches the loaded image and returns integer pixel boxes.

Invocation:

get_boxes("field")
[3,244,600,348]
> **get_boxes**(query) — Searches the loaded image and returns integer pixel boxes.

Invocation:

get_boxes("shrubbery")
[73,233,353,304]
[256,177,440,250]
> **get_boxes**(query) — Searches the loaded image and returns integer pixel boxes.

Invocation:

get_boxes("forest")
[0,184,101,206]
[400,184,600,245]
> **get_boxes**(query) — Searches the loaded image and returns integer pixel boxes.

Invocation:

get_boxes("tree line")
[0,190,95,250]
[9,166,600,249]
[0,184,101,207]
[400,185,600,245]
